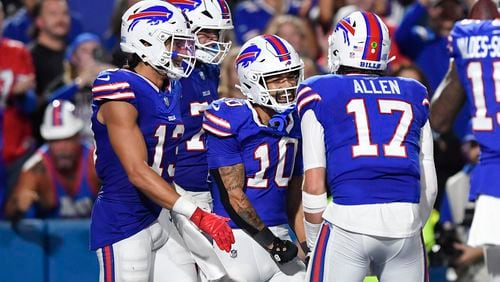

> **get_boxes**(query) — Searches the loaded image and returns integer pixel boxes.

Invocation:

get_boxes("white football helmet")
[328,11,391,73]
[40,100,83,141]
[120,0,196,79]
[168,0,233,64]
[236,34,304,113]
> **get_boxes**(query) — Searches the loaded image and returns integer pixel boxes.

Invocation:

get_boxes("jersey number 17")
[348,98,413,158]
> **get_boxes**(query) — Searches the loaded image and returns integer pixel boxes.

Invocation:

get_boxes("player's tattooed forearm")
[228,190,265,230]
[219,164,245,192]
[237,204,265,230]
[219,164,265,230]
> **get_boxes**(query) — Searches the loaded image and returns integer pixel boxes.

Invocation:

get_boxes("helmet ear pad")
[327,37,341,73]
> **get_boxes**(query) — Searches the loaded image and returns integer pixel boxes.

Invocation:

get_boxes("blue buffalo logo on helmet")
[336,17,355,46]
[167,0,201,12]
[236,44,262,69]
[127,5,173,32]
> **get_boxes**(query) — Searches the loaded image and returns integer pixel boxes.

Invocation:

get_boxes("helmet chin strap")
[386,55,396,65]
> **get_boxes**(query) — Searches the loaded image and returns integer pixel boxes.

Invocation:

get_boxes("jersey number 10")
[247,138,298,189]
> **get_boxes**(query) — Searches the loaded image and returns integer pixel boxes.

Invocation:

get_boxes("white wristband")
[304,219,322,250]
[302,191,327,213]
[172,195,198,218]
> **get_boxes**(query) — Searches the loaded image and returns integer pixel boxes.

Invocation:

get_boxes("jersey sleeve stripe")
[298,94,322,114]
[422,98,429,106]
[205,112,231,129]
[92,82,131,93]
[297,86,314,100]
[202,123,232,137]
[93,92,136,101]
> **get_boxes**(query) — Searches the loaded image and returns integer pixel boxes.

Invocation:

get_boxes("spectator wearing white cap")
[4,99,99,220]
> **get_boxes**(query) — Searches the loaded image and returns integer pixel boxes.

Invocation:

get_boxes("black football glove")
[268,237,298,264]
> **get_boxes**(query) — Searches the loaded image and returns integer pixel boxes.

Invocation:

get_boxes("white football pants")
[214,225,306,282]
[306,222,428,282]
[96,220,196,282]
[485,245,500,282]
[169,184,228,281]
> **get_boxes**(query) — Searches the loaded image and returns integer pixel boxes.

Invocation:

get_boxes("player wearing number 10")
[89,1,233,281]
[203,34,307,281]
[430,0,500,280]
[297,11,438,281]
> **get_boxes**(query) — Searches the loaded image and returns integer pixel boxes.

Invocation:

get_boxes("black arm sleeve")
[210,168,259,235]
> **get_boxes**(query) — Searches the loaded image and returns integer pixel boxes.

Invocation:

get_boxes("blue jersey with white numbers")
[90,69,182,250]
[174,64,220,192]
[297,74,429,205]
[449,19,500,199]
[203,99,303,228]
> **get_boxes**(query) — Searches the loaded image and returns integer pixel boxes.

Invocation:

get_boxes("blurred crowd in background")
[0,0,497,281]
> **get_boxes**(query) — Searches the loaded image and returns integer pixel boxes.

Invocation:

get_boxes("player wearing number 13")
[203,35,307,281]
[297,11,438,281]
[430,0,500,280]
[89,1,234,281]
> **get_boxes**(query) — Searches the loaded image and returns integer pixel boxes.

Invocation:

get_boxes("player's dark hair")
[123,53,142,70]
[337,65,386,76]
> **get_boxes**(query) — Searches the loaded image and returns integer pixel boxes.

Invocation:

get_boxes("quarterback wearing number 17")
[298,11,438,282]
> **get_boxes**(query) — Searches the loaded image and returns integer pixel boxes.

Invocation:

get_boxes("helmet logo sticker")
[236,44,262,68]
[370,41,378,54]
[127,6,173,32]
[337,18,355,46]
[167,0,201,12]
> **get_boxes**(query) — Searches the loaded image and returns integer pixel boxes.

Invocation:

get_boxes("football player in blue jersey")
[89,1,234,281]
[160,0,233,280]
[203,34,307,281]
[297,11,438,281]
[430,0,500,280]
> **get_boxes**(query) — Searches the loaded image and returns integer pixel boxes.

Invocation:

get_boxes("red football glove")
[190,207,235,252]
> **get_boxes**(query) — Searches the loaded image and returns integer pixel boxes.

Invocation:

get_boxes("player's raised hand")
[190,207,235,252]
[268,237,298,264]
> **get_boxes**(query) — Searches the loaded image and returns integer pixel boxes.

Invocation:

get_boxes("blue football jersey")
[203,98,303,228]
[449,19,500,199]
[174,64,220,192]
[297,75,429,205]
[90,69,182,250]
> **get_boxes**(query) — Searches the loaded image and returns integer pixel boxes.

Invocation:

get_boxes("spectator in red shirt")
[0,1,37,194]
